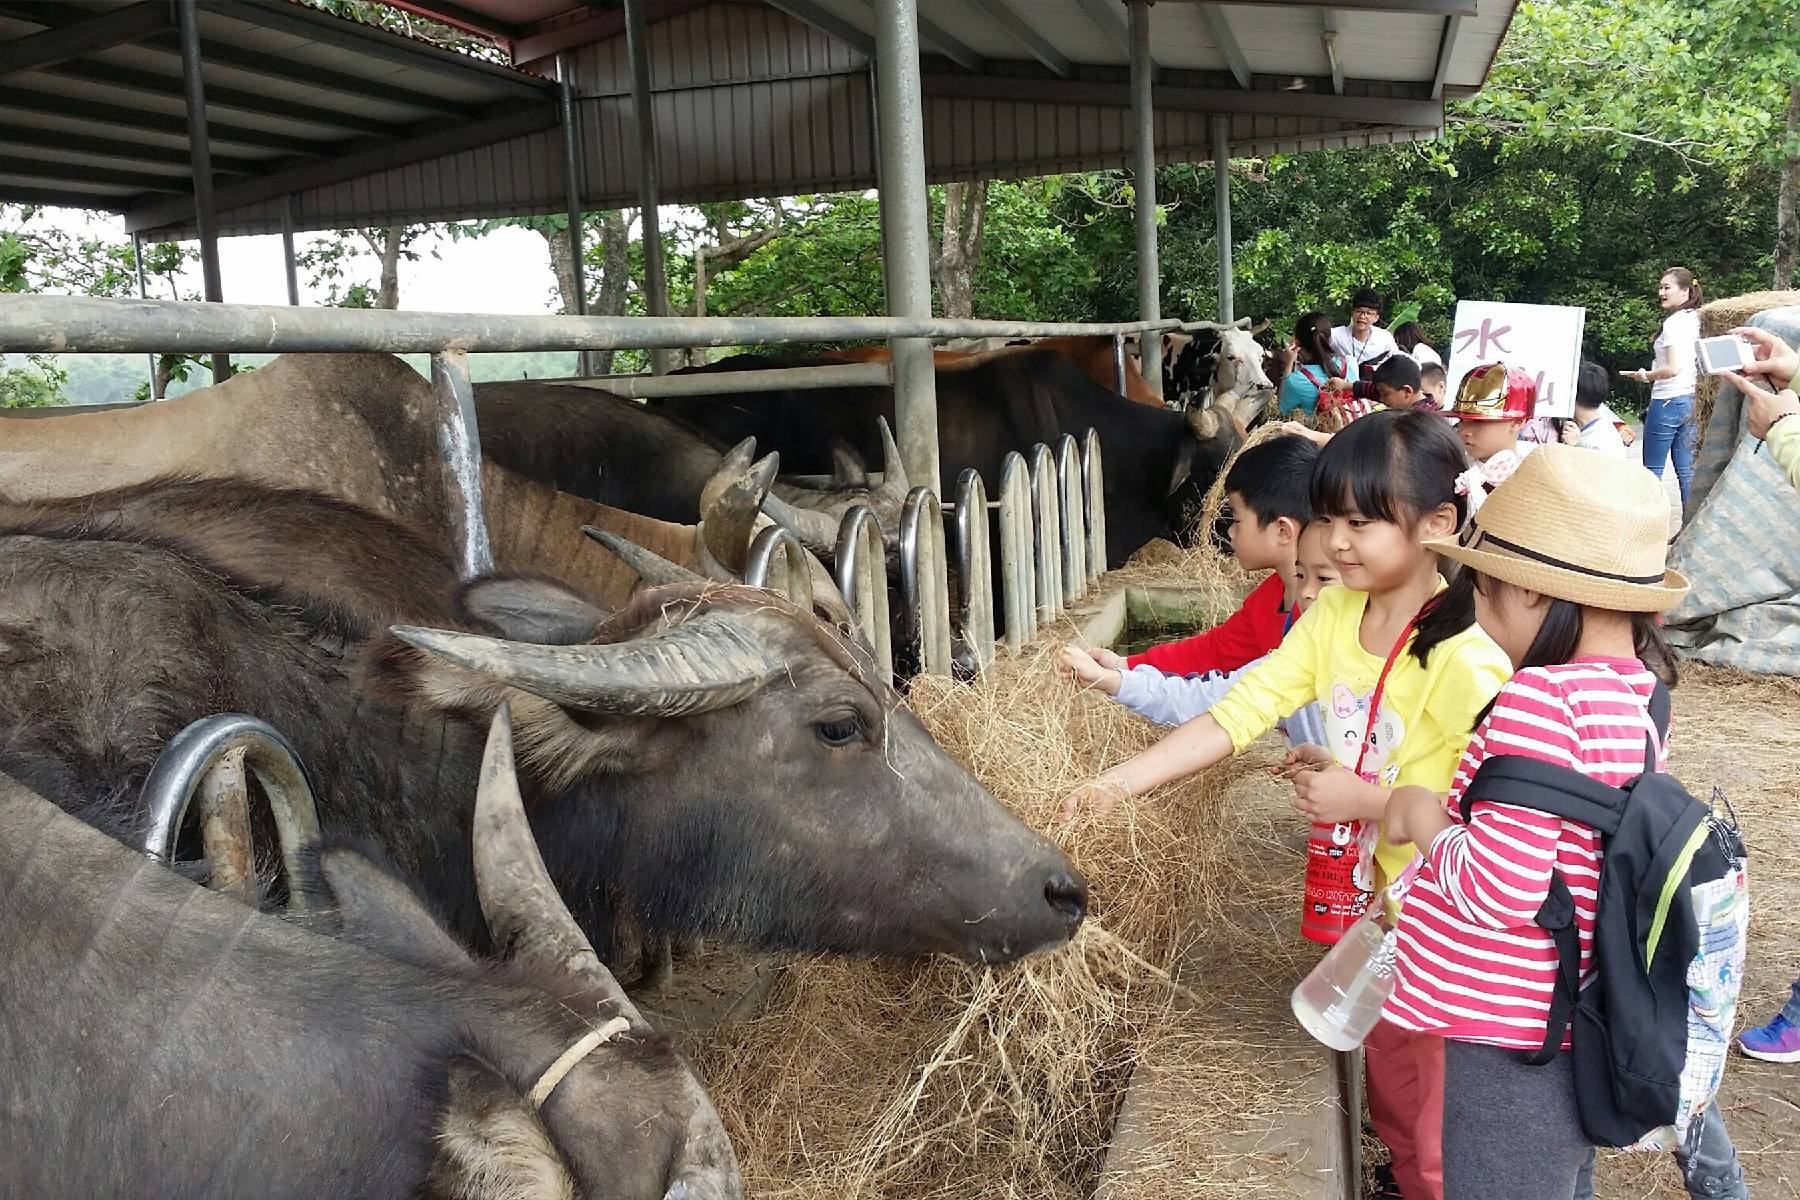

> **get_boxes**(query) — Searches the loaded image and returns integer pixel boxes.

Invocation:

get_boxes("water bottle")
[1300,820,1371,944]
[1290,909,1400,1051]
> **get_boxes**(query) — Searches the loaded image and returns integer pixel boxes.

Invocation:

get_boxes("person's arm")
[1127,574,1285,674]
[1630,314,1695,383]
[1764,406,1800,492]
[1115,663,1250,728]
[1730,325,1800,391]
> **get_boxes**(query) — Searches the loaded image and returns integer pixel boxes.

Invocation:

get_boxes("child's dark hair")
[1372,354,1422,393]
[1350,287,1385,315]
[1225,434,1318,526]
[1312,410,1473,666]
[1420,361,1447,388]
[1574,359,1609,411]
[1294,312,1334,367]
[1391,322,1432,356]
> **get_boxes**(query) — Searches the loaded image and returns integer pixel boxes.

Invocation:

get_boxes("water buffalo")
[0,709,739,1200]
[655,345,1245,566]
[825,335,1169,406]
[0,507,1086,965]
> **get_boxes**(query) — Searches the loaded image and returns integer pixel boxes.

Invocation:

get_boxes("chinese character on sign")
[1454,318,1513,359]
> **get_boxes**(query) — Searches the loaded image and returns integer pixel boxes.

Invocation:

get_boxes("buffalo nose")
[1044,870,1087,926]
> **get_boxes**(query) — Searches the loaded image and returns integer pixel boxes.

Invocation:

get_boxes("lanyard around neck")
[1352,614,1418,780]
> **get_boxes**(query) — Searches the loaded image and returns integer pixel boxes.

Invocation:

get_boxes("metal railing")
[996,451,1037,652]
[1030,443,1063,624]
[954,469,996,672]
[897,487,953,678]
[832,503,894,683]
[742,525,817,612]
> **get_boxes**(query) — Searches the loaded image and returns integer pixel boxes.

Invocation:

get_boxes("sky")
[41,207,565,315]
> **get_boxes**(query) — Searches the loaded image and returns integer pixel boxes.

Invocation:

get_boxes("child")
[1059,521,1339,749]
[1065,409,1514,1200]
[1124,435,1319,679]
[1447,362,1538,515]
[1293,356,1427,445]
[1277,312,1348,420]
[1419,362,1447,411]
[1561,360,1629,456]
[1380,445,1744,1200]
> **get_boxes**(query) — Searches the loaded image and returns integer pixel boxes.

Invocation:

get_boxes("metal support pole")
[873,0,943,494]
[175,0,229,384]
[557,52,590,377]
[130,231,158,399]
[279,197,299,307]
[1212,114,1234,324]
[623,0,671,375]
[428,349,495,580]
[1127,1,1161,401]
[1111,332,1127,396]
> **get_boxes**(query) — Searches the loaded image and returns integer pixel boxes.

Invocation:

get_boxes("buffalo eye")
[815,714,865,747]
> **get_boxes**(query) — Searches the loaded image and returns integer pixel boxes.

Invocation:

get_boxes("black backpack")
[1457,684,1749,1149]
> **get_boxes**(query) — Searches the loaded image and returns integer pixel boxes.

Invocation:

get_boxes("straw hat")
[1426,444,1689,611]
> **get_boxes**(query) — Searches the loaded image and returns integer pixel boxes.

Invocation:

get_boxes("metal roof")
[0,0,1518,240]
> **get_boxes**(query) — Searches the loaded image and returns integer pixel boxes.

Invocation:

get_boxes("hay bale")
[1695,290,1800,445]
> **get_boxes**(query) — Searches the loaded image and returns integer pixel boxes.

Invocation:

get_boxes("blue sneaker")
[1738,1013,1800,1063]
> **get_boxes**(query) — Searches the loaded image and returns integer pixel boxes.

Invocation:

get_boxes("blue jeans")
[1642,392,1697,507]
[1570,1103,1747,1199]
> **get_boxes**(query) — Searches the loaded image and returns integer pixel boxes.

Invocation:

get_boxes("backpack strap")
[1526,872,1582,1065]
[1649,681,1671,741]
[1458,754,1628,836]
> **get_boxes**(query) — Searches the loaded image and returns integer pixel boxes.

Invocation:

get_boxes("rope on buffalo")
[528,1015,633,1108]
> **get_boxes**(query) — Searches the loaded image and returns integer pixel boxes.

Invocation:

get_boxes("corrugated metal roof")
[0,0,1517,238]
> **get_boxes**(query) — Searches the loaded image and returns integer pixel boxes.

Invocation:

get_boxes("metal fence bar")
[560,361,892,397]
[833,504,894,684]
[954,468,995,672]
[1111,332,1127,396]
[1029,442,1063,623]
[427,349,495,581]
[742,525,816,612]
[0,296,1183,355]
[899,487,953,677]
[996,451,1036,652]
[1056,433,1087,601]
[1082,427,1107,585]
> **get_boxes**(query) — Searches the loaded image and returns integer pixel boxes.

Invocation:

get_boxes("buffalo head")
[1164,403,1245,548]
[381,578,1086,965]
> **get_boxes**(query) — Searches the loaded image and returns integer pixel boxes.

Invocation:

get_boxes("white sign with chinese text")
[1444,301,1586,420]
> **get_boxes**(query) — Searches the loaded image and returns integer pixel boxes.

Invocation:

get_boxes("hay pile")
[1695,289,1800,442]
[694,600,1271,1198]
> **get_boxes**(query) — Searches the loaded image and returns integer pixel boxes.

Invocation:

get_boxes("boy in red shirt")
[1084,435,1319,679]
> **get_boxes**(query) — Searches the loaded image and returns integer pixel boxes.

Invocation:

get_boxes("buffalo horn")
[759,492,839,552]
[869,417,910,510]
[392,610,782,717]
[1186,405,1222,442]
[581,526,706,586]
[472,704,643,1021]
[700,448,779,575]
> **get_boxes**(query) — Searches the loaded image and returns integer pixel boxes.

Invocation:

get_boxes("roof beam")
[1197,4,1250,89]
[382,0,529,42]
[1072,0,1130,59]
[1197,0,1478,15]
[850,0,982,73]
[1320,9,1344,94]
[196,0,551,101]
[139,31,474,117]
[969,0,1072,78]
[44,61,403,137]
[125,101,559,233]
[762,0,876,56]
[0,181,133,208]
[1430,13,1462,99]
[921,70,1443,127]
[0,161,188,193]
[0,123,264,174]
[0,0,169,79]
[0,84,331,155]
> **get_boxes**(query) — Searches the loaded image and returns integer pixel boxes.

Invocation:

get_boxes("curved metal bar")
[742,524,816,611]
[954,468,996,672]
[833,504,894,685]
[898,486,953,677]
[1082,427,1107,584]
[137,714,324,910]
[1029,443,1063,623]
[1057,434,1087,601]
[996,451,1036,652]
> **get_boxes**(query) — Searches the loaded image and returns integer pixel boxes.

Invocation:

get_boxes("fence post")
[1082,427,1107,584]
[1057,434,1087,601]
[997,451,1036,651]
[899,487,953,677]
[954,468,996,671]
[1030,443,1063,623]
[833,504,894,684]
[743,525,816,612]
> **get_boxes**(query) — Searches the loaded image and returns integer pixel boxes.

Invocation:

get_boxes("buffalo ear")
[429,1057,574,1200]
[458,577,606,646]
[309,842,475,975]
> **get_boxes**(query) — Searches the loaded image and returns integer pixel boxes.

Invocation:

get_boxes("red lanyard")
[1352,616,1417,780]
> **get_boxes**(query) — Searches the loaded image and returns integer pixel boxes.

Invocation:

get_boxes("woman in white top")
[1391,321,1444,369]
[1623,266,1703,504]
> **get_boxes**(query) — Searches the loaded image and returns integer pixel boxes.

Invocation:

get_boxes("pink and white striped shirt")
[1383,658,1665,1050]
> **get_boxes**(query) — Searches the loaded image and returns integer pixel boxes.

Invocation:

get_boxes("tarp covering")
[1665,303,1800,676]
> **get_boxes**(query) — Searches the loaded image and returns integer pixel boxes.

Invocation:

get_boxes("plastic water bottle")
[1290,911,1400,1051]
[1300,820,1372,944]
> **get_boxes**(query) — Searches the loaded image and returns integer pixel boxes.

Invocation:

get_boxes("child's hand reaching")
[1060,769,1131,818]
[1291,764,1388,824]
[1057,644,1123,696]
[1275,743,1333,779]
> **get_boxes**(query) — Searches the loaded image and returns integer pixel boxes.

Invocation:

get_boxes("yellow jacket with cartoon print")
[1208,583,1513,893]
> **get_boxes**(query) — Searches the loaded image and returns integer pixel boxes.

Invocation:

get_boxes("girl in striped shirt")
[1382,445,1742,1199]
